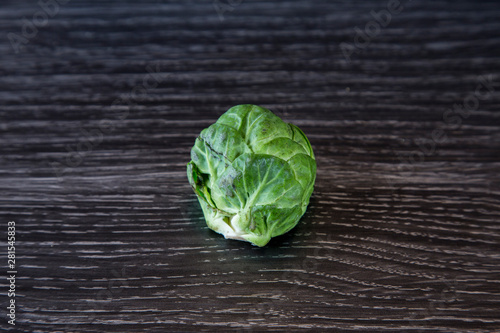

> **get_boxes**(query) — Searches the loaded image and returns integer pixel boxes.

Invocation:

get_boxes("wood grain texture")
[1,0,500,332]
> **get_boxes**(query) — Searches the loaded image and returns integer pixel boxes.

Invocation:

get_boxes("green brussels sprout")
[187,104,316,247]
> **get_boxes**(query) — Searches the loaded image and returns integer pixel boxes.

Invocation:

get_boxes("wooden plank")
[1,0,499,331]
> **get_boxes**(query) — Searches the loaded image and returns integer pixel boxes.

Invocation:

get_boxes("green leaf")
[287,153,317,193]
[217,105,292,151]
[209,153,303,244]
[289,123,315,158]
[255,137,307,161]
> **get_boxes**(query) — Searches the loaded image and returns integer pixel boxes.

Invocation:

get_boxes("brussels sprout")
[187,105,316,247]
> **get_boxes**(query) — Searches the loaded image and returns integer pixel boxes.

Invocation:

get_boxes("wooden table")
[1,0,499,332]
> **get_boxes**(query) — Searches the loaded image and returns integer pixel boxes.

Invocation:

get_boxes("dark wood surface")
[1,0,500,332]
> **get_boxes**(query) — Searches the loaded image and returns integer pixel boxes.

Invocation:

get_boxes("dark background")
[1,0,500,332]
